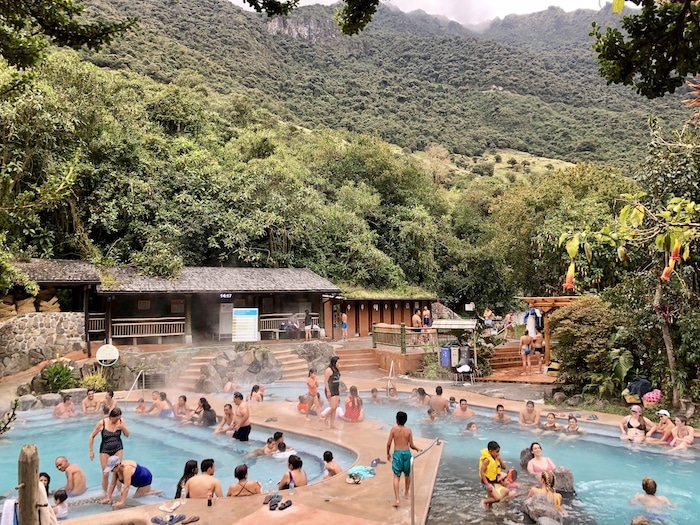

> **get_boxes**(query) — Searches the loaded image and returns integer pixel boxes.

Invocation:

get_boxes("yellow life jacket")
[479,448,501,482]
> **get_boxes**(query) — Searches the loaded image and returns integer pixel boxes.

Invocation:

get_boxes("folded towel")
[1,499,16,525]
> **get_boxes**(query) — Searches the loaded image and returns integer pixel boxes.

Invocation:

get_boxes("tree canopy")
[593,0,700,98]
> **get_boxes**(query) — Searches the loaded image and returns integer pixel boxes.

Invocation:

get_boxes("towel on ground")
[347,466,376,480]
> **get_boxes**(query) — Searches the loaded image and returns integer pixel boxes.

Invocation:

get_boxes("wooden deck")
[478,365,557,384]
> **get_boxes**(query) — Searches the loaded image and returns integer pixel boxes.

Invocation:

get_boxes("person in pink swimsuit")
[526,442,555,481]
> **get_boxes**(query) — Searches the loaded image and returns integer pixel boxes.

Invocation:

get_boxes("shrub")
[42,362,76,392]
[421,350,440,380]
[80,368,109,392]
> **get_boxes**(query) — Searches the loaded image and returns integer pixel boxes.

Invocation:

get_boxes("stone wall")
[0,312,85,378]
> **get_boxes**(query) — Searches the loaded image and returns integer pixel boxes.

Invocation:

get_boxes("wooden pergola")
[518,296,580,364]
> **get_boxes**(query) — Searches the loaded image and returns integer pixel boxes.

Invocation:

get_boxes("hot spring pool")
[0,407,356,515]
[264,381,698,524]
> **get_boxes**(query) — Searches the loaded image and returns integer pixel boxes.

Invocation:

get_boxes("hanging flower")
[563,261,575,290]
[670,239,682,262]
[661,265,673,281]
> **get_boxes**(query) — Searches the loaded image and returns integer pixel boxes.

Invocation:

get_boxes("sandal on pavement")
[181,517,199,525]
[169,515,186,524]
[278,500,293,511]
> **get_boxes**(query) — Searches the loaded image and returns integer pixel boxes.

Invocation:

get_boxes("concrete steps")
[268,348,309,381]
[333,347,381,372]
[171,353,219,391]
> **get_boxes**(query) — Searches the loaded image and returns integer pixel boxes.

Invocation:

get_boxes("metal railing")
[122,370,145,402]
[410,437,442,525]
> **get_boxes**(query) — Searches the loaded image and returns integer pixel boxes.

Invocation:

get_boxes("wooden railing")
[88,313,105,333]
[372,323,438,354]
[259,313,320,339]
[111,317,185,341]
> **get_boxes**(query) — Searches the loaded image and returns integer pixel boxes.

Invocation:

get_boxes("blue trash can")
[440,346,451,367]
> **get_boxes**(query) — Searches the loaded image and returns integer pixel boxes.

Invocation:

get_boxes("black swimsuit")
[327,367,340,397]
[99,420,123,455]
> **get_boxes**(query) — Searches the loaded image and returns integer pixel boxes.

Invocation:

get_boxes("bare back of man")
[429,395,450,415]
[186,474,222,498]
[519,333,533,375]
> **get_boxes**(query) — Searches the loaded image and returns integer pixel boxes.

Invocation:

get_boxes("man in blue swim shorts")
[387,411,421,507]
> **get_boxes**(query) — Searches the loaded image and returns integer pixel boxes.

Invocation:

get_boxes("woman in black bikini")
[175,460,198,499]
[88,407,130,493]
[227,464,263,496]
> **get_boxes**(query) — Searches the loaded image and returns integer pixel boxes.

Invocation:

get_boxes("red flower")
[661,266,673,281]
[670,240,681,262]
[563,262,575,290]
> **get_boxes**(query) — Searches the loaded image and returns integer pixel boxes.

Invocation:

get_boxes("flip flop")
[181,517,199,525]
[269,501,279,510]
[345,474,362,484]
[263,495,273,505]
[151,518,167,525]
[587,414,598,421]
[169,515,186,524]
[278,500,293,511]
[159,501,181,513]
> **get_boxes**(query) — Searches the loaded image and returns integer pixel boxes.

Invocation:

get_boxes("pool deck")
[1,348,625,525]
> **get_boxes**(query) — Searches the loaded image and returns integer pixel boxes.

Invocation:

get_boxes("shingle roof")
[13,259,101,285]
[97,267,341,294]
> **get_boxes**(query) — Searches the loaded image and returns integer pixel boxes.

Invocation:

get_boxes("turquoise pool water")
[264,381,698,524]
[0,407,356,514]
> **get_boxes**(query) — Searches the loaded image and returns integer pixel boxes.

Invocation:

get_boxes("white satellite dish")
[95,344,120,367]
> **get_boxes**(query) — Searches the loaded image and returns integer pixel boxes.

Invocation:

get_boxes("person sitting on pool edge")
[101,456,154,508]
[527,470,565,516]
[341,385,364,422]
[227,463,262,497]
[479,440,508,509]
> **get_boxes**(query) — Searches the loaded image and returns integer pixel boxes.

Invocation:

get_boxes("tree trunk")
[653,283,680,408]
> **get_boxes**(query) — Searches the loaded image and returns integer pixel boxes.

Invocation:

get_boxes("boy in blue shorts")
[387,411,421,507]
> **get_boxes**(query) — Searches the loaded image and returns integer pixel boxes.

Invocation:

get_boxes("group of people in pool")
[619,405,696,451]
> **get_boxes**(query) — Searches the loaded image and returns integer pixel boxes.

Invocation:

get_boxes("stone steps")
[333,348,381,372]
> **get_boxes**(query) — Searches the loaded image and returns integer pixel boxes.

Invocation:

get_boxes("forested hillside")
[80,0,686,166]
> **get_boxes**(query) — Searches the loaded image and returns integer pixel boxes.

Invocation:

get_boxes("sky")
[230,1,624,25]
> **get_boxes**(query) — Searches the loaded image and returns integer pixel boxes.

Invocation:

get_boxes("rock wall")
[266,17,339,43]
[0,312,85,378]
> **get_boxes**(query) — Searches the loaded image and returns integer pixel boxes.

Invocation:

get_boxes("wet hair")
[416,387,426,399]
[459,398,467,404]
[62,394,71,403]
[137,398,144,403]
[201,399,212,411]
[541,471,556,492]
[53,489,67,503]
[298,395,306,403]
[526,400,535,407]
[234,464,248,480]
[106,391,114,398]
[676,415,688,425]
[177,460,198,491]
[277,442,287,452]
[251,385,260,394]
[466,422,477,431]
[288,454,303,470]
[396,411,408,425]
[308,368,316,376]
[109,407,122,418]
[487,441,500,452]
[159,392,168,401]
[274,432,284,441]
[39,472,50,494]
[201,458,215,472]
[642,477,657,495]
[224,403,232,410]
[529,442,542,454]
[330,356,340,368]
[568,416,578,423]
[496,404,504,410]
[323,451,333,462]
[179,395,187,403]
[233,392,243,401]
[436,386,443,395]
[427,408,436,415]
[547,412,556,419]
[371,388,378,394]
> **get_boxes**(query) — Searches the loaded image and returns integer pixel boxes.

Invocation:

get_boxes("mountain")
[81,0,688,165]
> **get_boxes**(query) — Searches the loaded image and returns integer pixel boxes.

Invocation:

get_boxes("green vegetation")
[80,367,109,392]
[42,361,76,392]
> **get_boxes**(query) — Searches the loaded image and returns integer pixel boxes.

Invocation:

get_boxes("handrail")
[389,360,395,378]
[410,437,441,525]
[122,370,145,402]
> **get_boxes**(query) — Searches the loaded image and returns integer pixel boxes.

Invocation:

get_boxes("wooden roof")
[97,267,341,294]
[14,259,101,285]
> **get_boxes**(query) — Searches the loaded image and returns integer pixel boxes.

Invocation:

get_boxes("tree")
[243,0,379,35]
[592,0,700,98]
[1,0,135,94]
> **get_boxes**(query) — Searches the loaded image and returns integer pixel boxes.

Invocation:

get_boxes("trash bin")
[440,346,451,367]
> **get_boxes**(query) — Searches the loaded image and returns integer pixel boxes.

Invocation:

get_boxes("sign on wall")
[232,308,259,342]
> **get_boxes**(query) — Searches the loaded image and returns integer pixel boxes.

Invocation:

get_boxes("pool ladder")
[122,369,145,402]
[410,437,441,525]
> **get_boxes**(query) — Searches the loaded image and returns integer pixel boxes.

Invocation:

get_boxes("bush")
[42,362,76,392]
[421,350,440,380]
[80,368,109,392]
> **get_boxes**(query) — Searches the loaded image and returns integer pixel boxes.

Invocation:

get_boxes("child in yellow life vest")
[479,441,509,509]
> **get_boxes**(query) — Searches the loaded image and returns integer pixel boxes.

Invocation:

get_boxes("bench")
[259,313,321,340]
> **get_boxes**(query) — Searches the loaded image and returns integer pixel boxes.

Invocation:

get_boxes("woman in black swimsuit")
[88,407,129,493]
[227,464,263,496]
[324,356,341,430]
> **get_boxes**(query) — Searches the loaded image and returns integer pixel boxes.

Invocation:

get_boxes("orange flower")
[563,262,575,290]
[661,266,673,281]
[670,240,681,262]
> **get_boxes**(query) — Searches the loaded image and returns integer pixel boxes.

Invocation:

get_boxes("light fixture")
[360,303,365,310]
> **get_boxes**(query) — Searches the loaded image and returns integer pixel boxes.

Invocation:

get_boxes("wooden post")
[184,294,193,344]
[84,285,91,357]
[18,444,39,525]
[400,323,406,354]
[372,322,377,348]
